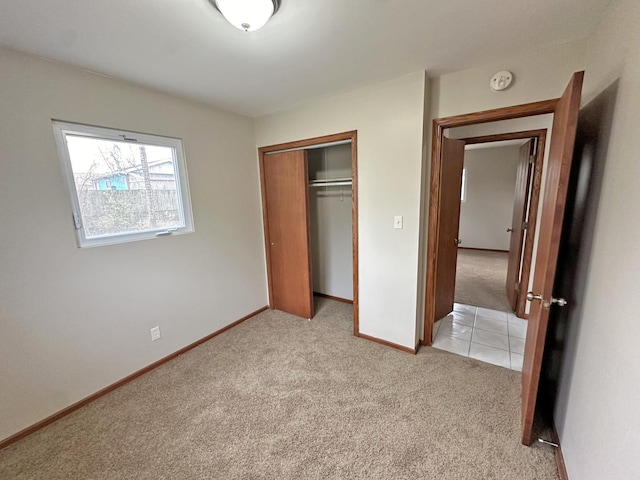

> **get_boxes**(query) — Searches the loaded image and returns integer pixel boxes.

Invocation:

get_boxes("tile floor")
[432,303,527,371]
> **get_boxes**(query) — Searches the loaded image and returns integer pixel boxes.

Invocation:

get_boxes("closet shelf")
[309,177,352,188]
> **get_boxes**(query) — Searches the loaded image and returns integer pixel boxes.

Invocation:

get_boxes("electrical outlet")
[150,326,161,342]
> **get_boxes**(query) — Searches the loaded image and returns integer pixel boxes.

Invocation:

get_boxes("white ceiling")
[0,0,608,117]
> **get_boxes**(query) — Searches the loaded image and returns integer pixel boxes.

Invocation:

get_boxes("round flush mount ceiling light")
[214,0,280,32]
[490,71,514,92]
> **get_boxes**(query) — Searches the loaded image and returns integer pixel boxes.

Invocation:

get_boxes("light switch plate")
[150,326,161,342]
[394,216,403,229]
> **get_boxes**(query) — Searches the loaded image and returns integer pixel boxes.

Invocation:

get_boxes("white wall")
[255,73,426,348]
[415,75,433,342]
[554,0,640,478]
[459,145,520,250]
[0,48,267,442]
[430,41,587,119]
[308,145,353,300]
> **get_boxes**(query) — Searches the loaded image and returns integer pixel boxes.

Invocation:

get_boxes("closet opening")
[308,143,354,304]
[258,131,358,336]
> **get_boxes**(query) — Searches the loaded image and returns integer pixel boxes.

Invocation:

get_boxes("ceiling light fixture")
[214,0,280,32]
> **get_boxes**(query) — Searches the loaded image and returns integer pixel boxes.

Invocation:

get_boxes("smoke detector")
[490,71,513,92]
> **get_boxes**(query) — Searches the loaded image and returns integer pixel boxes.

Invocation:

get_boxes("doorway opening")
[458,129,546,316]
[431,129,546,372]
[258,131,359,336]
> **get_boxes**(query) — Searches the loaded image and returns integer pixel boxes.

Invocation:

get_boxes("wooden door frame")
[424,100,558,345]
[258,131,359,335]
[460,129,547,319]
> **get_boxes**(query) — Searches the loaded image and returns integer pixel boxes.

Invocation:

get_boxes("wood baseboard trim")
[357,333,416,354]
[313,292,354,304]
[0,306,269,451]
[458,247,509,253]
[551,423,569,480]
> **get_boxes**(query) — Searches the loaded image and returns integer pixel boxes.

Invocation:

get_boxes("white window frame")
[52,121,194,248]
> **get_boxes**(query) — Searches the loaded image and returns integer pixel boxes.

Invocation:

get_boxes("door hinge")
[522,221,529,230]
[529,154,536,164]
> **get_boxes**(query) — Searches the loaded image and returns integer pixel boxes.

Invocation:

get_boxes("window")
[52,121,194,247]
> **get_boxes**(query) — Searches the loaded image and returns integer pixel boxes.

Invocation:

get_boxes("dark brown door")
[262,150,314,319]
[433,137,466,323]
[521,71,584,445]
[506,140,534,311]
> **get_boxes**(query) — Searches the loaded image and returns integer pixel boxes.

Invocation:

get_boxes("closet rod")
[309,181,352,188]
[310,177,351,183]
[309,177,352,187]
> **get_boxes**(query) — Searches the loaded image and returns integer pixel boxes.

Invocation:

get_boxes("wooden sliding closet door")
[262,150,314,319]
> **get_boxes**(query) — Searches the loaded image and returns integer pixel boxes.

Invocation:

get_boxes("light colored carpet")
[456,249,512,312]
[0,298,557,479]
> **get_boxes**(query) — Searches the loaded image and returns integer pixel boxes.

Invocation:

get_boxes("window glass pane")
[65,136,183,239]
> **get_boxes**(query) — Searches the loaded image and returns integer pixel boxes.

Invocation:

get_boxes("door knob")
[507,228,514,232]
[551,297,568,307]
[527,292,568,307]
[526,292,543,302]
